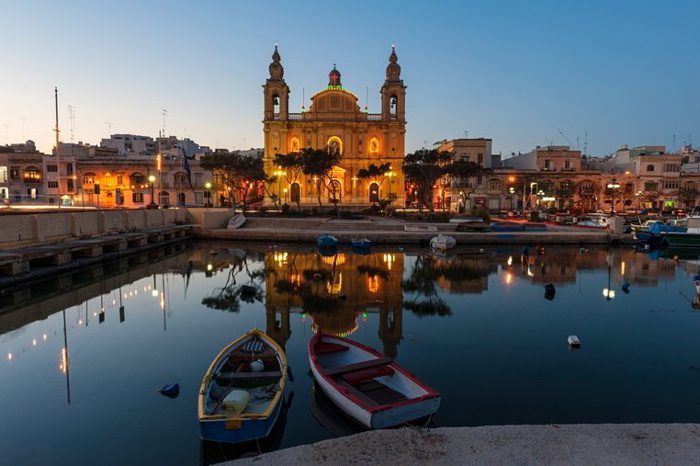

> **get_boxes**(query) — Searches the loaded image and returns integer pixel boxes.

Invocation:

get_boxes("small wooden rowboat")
[198,329,288,444]
[227,214,246,229]
[430,234,456,251]
[308,333,440,429]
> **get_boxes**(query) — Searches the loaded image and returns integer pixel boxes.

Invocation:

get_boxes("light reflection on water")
[1,242,700,465]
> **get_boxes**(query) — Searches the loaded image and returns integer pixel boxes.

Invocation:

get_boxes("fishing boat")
[490,222,526,232]
[661,215,700,249]
[227,214,246,229]
[430,234,456,251]
[635,222,686,248]
[198,329,288,444]
[317,235,339,248]
[308,333,441,429]
[351,238,372,249]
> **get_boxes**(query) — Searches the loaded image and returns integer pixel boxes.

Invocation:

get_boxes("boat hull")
[199,399,282,444]
[663,232,700,248]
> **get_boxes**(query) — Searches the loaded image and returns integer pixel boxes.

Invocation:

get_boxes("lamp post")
[283,187,288,205]
[384,167,396,200]
[272,165,287,207]
[204,181,212,207]
[607,178,620,215]
[148,175,156,208]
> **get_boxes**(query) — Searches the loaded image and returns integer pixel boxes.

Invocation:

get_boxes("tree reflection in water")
[201,251,266,312]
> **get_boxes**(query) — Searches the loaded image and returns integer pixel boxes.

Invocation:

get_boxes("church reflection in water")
[264,251,404,358]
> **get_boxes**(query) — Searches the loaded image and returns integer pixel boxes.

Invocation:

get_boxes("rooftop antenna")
[583,131,588,156]
[672,134,676,152]
[464,131,468,139]
[105,122,112,137]
[365,86,368,112]
[301,87,305,111]
[161,109,168,136]
[67,105,77,143]
[689,132,693,148]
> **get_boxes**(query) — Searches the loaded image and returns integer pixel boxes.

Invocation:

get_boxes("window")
[116,175,123,186]
[369,182,380,203]
[487,179,500,190]
[544,160,553,170]
[159,191,170,206]
[644,181,658,191]
[664,180,679,190]
[646,164,655,172]
[389,95,398,118]
[624,183,634,195]
[129,172,145,187]
[289,137,300,153]
[178,192,186,206]
[48,181,58,189]
[66,164,73,175]
[564,160,571,170]
[10,168,19,179]
[46,164,58,172]
[132,192,144,203]
[23,167,41,182]
[67,179,74,192]
[83,173,96,185]
[174,172,187,187]
[664,164,680,172]
[194,173,202,187]
[195,192,203,205]
[28,188,36,199]
[478,153,484,165]
[327,136,343,155]
[0,167,6,182]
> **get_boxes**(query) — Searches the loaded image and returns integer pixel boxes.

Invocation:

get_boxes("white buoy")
[567,335,581,347]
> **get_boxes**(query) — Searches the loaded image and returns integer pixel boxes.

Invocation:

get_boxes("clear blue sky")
[1,0,698,157]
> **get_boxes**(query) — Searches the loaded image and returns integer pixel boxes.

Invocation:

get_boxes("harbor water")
[1,242,700,464]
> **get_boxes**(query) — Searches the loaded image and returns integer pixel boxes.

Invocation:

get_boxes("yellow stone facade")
[262,46,406,207]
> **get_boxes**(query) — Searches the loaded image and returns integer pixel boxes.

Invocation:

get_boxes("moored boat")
[317,235,339,248]
[308,333,440,429]
[198,329,288,444]
[430,234,456,251]
[351,238,372,249]
[227,214,246,229]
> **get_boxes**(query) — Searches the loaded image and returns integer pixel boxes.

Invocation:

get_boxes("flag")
[181,144,195,194]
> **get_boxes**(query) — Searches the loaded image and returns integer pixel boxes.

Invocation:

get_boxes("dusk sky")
[2,0,698,157]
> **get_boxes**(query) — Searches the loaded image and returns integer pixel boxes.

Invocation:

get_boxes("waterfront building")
[262,46,406,208]
[0,148,46,205]
[436,138,494,168]
[100,134,156,157]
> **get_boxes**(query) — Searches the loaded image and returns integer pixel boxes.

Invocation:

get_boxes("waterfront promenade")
[230,424,700,465]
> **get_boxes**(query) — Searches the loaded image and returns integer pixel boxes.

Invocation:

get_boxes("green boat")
[662,229,700,248]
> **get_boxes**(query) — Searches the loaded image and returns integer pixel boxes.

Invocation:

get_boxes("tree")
[200,151,270,211]
[402,149,452,212]
[678,184,699,209]
[273,152,304,209]
[556,180,577,210]
[298,147,342,208]
[445,160,492,213]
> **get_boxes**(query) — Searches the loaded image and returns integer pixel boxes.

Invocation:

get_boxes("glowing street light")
[204,181,212,207]
[148,175,157,208]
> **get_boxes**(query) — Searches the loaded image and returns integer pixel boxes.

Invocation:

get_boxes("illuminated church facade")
[262,46,406,207]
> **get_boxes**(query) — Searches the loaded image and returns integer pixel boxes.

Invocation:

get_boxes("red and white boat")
[308,333,441,429]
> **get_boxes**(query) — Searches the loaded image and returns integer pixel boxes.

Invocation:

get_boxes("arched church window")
[289,137,300,153]
[389,95,398,117]
[369,138,379,155]
[327,136,343,155]
[272,95,280,118]
[369,182,380,203]
[290,182,300,203]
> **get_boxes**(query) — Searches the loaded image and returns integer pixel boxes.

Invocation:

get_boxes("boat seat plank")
[325,356,392,377]
[335,379,380,407]
[341,365,394,385]
[315,342,349,355]
[216,371,282,379]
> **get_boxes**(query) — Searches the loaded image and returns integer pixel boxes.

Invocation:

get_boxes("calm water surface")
[2,242,700,464]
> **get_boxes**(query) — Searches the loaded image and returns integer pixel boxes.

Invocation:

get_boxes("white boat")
[308,333,441,429]
[227,214,246,229]
[430,234,456,251]
[577,214,609,228]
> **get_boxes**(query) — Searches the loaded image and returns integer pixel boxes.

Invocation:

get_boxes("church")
[262,46,406,208]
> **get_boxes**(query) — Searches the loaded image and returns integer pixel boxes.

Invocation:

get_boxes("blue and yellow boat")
[198,329,288,444]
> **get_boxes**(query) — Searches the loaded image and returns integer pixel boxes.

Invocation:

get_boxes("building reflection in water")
[264,250,404,358]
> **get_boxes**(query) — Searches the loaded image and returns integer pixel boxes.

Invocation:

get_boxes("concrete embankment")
[229,424,700,465]
[193,215,632,245]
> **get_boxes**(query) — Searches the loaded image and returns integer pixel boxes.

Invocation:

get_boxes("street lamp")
[148,175,157,208]
[282,187,288,204]
[384,167,396,199]
[607,178,621,215]
[204,181,212,207]
[273,165,287,206]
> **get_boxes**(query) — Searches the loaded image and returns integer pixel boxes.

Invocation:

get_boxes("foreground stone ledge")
[227,424,700,465]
